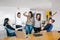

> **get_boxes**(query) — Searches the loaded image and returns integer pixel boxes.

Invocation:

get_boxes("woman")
[23,11,34,38]
[34,13,41,33]
[3,18,16,36]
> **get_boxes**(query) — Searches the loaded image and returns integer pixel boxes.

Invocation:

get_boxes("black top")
[6,24,15,30]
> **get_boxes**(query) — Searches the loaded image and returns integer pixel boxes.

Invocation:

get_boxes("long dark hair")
[3,18,9,26]
[36,13,41,21]
[29,11,33,18]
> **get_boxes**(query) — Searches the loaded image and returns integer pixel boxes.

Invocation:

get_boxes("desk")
[0,31,60,40]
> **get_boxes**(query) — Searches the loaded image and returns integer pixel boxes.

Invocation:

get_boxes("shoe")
[25,35,28,38]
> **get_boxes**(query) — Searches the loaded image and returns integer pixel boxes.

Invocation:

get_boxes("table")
[0,31,60,40]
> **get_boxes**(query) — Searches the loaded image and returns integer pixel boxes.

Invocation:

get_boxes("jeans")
[43,24,53,32]
[25,24,33,35]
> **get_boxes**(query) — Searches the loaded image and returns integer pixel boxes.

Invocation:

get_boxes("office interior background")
[0,0,60,38]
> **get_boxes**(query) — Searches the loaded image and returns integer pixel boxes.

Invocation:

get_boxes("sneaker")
[25,35,28,38]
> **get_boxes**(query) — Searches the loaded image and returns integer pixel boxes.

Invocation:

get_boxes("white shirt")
[16,17,23,25]
[34,19,41,28]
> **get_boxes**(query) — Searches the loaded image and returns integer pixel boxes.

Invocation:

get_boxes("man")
[16,12,23,31]
[42,18,55,32]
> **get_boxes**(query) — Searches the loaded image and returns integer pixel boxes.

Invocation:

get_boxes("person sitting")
[34,13,41,33]
[23,11,34,38]
[41,18,55,32]
[16,12,23,31]
[3,18,16,36]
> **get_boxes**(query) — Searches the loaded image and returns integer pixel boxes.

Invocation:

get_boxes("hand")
[15,29,19,31]
[43,30,47,32]
[40,30,47,33]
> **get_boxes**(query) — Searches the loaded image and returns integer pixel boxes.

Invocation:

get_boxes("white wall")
[52,10,60,31]
[51,0,60,31]
[0,0,60,31]
[0,7,15,25]
[0,7,30,26]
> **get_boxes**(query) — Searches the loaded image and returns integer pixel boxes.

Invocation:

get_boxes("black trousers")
[34,27,41,33]
[16,25,22,31]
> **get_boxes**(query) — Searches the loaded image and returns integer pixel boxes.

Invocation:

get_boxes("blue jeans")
[43,24,53,32]
[25,24,33,35]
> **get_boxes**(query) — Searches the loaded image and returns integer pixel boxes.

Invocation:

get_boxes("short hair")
[17,12,21,15]
[49,18,55,23]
